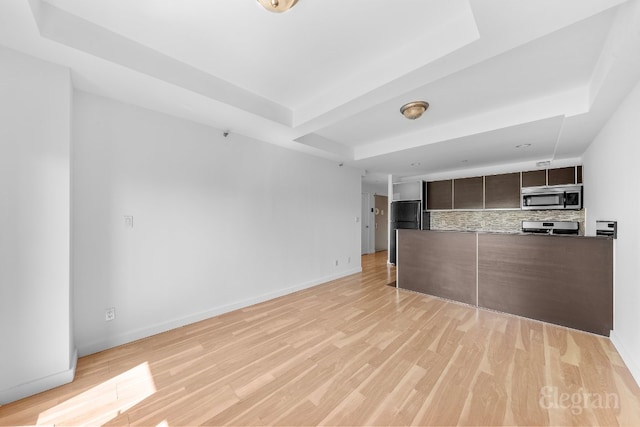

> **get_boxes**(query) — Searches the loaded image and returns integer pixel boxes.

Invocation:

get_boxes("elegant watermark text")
[539,386,619,415]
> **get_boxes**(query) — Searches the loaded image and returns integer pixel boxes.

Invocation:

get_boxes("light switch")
[124,215,134,228]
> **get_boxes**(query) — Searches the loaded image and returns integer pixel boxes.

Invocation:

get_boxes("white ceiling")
[2,0,640,184]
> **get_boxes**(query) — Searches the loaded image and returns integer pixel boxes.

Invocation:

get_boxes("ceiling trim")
[31,0,293,126]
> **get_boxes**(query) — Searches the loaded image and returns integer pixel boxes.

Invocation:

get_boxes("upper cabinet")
[392,181,423,201]
[520,166,583,187]
[485,172,520,209]
[548,167,576,186]
[427,180,453,210]
[522,170,546,187]
[454,177,483,209]
[425,165,582,211]
[577,166,583,184]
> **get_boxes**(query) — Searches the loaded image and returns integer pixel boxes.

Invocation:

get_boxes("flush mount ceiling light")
[400,101,429,120]
[257,0,298,13]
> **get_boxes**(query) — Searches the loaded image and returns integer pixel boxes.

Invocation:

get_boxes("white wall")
[583,79,640,385]
[362,181,387,196]
[72,92,362,355]
[0,47,75,403]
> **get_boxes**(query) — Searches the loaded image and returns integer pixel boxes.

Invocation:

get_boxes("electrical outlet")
[124,215,133,228]
[335,259,339,266]
[348,256,351,264]
[105,307,116,322]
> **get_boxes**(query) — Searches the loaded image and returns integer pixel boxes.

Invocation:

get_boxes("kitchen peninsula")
[396,229,613,336]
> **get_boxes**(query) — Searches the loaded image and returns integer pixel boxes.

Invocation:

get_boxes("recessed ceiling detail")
[1,0,638,183]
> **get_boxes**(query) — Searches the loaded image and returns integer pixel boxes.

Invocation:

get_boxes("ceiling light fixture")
[400,101,429,120]
[257,0,298,13]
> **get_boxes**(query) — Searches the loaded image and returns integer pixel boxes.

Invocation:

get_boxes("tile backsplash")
[429,209,585,235]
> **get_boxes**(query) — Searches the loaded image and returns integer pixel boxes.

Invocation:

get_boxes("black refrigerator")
[389,200,422,265]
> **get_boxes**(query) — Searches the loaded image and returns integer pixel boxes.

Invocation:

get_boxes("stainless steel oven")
[521,185,582,210]
[522,221,579,235]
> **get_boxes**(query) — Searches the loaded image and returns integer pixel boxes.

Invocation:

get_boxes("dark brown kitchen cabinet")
[426,180,453,210]
[548,167,576,186]
[478,233,612,336]
[577,166,583,184]
[397,230,477,305]
[397,230,613,336]
[426,164,582,212]
[522,170,546,187]
[453,177,483,209]
[484,172,520,209]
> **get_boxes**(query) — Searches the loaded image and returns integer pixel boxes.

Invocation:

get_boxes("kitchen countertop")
[423,229,611,238]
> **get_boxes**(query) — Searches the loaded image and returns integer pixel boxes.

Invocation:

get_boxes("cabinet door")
[577,166,583,184]
[454,177,483,209]
[392,181,422,201]
[522,170,546,187]
[427,180,452,210]
[548,167,576,186]
[485,172,520,209]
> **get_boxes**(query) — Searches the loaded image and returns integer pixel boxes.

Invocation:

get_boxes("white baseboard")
[78,268,362,357]
[0,349,77,405]
[610,330,640,388]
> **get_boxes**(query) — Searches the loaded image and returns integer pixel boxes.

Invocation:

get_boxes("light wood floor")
[2,251,640,426]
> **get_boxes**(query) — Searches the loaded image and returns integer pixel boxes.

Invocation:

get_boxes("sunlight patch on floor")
[36,362,156,425]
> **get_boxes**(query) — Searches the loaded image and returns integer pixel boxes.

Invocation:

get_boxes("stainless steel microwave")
[521,185,582,210]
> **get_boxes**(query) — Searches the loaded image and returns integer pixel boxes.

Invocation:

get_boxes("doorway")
[374,195,388,252]
[361,193,374,254]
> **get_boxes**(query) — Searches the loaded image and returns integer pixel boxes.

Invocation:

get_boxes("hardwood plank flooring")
[1,251,639,426]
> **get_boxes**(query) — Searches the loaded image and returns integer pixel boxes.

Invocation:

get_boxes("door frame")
[361,192,375,254]
[374,194,388,252]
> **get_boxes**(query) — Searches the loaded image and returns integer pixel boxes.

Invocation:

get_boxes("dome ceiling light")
[400,101,429,120]
[258,0,298,13]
